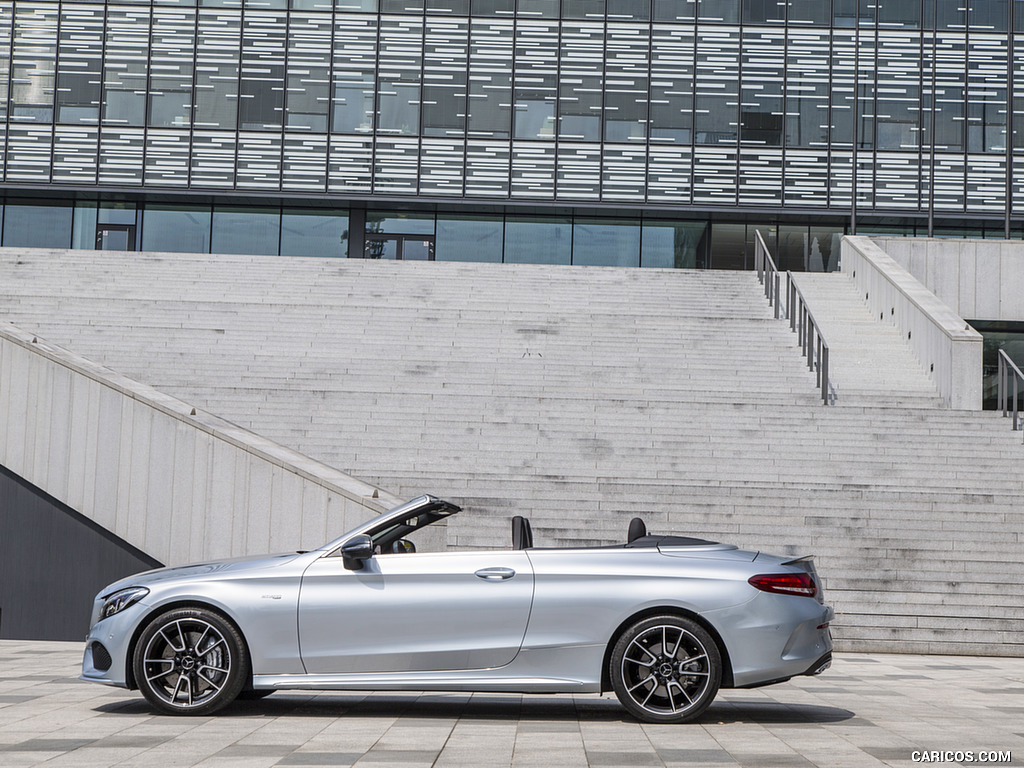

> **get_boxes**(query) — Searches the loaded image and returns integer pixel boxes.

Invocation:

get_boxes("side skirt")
[253,671,599,694]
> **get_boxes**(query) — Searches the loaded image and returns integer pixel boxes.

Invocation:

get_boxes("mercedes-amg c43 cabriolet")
[81,495,833,723]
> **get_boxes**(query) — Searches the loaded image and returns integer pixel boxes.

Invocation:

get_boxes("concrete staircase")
[1,247,1022,657]
[790,272,944,408]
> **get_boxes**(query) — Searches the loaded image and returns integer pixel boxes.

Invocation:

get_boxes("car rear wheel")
[609,615,721,724]
[133,607,248,715]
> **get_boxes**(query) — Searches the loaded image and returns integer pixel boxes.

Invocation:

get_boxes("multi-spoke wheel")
[133,608,248,715]
[609,615,721,724]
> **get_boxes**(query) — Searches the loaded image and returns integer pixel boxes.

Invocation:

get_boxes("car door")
[298,549,534,674]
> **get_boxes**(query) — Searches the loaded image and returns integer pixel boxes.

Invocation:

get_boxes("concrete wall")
[841,237,983,410]
[0,322,400,566]
[872,237,1024,323]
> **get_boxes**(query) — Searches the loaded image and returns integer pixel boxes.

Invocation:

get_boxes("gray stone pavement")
[0,641,1021,768]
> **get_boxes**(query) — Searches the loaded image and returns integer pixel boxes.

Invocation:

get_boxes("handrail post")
[999,354,1005,416]
[821,346,830,404]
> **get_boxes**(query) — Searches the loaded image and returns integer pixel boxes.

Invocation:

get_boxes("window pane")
[423,17,468,137]
[513,20,557,139]
[694,26,738,144]
[653,0,695,21]
[57,5,103,124]
[467,18,513,139]
[572,218,640,267]
[436,214,502,261]
[503,216,570,264]
[239,11,286,130]
[11,5,58,122]
[967,32,1008,152]
[2,203,73,248]
[212,207,280,255]
[285,14,332,132]
[72,202,99,249]
[103,7,150,126]
[641,221,706,268]
[650,26,694,143]
[195,10,240,129]
[149,8,196,127]
[785,29,829,147]
[607,0,649,22]
[787,0,828,25]
[970,0,1007,31]
[699,0,738,23]
[605,24,649,142]
[740,28,784,146]
[378,17,423,134]
[934,33,966,151]
[741,0,784,24]
[558,22,602,141]
[280,209,349,257]
[333,15,377,133]
[877,0,920,28]
[367,210,435,234]
[875,30,921,150]
[142,205,212,252]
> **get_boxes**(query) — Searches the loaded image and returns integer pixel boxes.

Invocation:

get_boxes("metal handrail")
[788,273,836,405]
[753,230,785,320]
[997,349,1024,431]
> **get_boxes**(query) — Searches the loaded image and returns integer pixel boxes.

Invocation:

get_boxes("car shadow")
[93,694,855,724]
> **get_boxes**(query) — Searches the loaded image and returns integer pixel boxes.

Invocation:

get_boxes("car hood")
[99,551,304,596]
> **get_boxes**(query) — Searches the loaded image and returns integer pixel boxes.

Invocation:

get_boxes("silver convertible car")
[81,495,833,724]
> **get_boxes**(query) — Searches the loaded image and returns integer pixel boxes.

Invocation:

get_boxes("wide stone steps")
[2,246,1022,655]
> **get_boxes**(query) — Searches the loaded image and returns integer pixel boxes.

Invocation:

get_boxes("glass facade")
[1,1,1024,266]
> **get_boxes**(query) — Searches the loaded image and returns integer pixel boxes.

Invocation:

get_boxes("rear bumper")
[708,595,834,689]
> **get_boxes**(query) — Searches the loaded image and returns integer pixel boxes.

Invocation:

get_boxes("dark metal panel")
[0,464,162,642]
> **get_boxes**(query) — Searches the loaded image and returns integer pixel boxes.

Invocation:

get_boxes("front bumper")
[80,601,151,689]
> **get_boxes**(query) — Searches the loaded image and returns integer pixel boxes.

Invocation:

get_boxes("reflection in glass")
[149,8,196,127]
[367,211,435,234]
[285,14,332,132]
[212,207,280,255]
[142,205,212,253]
[467,20,513,139]
[504,216,571,264]
[436,215,502,262]
[194,10,240,129]
[57,6,103,124]
[2,203,74,248]
[641,221,706,268]
[103,8,150,126]
[378,17,423,134]
[11,5,58,122]
[572,218,641,267]
[72,203,99,249]
[281,209,349,257]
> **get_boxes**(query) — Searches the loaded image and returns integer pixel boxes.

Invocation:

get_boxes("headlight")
[100,587,149,620]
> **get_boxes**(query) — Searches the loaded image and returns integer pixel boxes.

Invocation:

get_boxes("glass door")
[96,224,137,251]
[364,235,434,260]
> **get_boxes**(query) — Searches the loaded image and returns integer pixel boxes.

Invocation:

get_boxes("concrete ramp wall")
[0,323,398,566]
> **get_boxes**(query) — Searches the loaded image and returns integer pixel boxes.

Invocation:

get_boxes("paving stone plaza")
[0,641,1020,768]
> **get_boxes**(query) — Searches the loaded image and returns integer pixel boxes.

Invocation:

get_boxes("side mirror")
[389,539,416,554]
[341,534,373,570]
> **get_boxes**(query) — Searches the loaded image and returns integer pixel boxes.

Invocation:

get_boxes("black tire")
[609,614,721,724]
[133,607,249,715]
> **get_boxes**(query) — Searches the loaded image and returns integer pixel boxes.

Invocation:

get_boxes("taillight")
[748,572,818,598]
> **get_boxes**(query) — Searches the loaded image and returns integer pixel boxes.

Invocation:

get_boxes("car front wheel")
[133,607,248,715]
[609,615,721,724]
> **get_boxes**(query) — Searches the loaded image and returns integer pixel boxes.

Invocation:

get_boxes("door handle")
[475,567,516,581]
